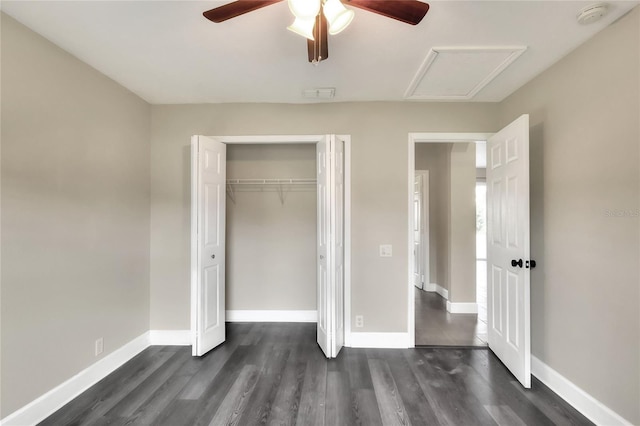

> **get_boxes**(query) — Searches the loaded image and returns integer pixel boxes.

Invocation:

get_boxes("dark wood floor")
[415,288,488,347]
[40,323,591,426]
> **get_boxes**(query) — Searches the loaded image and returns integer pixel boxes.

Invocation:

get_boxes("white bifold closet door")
[486,115,532,388]
[317,135,346,359]
[192,135,345,359]
[191,135,227,357]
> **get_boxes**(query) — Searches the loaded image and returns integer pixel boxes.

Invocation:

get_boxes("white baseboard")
[531,356,632,426]
[0,332,150,426]
[436,285,449,300]
[348,332,409,349]
[424,283,449,300]
[149,330,191,346]
[446,301,478,314]
[225,310,317,323]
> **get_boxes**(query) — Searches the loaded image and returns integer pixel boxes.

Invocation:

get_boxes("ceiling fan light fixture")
[287,17,316,40]
[323,0,355,35]
[323,0,354,34]
[328,10,355,35]
[288,0,321,19]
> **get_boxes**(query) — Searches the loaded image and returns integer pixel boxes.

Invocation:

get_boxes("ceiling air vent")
[303,88,335,99]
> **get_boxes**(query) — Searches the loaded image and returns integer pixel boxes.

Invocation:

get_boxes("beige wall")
[448,143,476,303]
[226,144,316,311]
[499,7,640,424]
[1,14,151,418]
[415,143,450,289]
[149,103,498,331]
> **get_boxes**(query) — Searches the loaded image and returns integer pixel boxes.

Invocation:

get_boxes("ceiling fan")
[203,0,430,63]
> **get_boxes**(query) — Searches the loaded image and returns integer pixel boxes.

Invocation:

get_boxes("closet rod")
[226,178,316,185]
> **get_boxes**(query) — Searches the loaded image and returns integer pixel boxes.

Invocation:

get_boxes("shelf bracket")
[277,182,285,205]
[226,182,236,204]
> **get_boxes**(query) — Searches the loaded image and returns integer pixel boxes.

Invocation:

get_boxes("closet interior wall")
[225,144,317,312]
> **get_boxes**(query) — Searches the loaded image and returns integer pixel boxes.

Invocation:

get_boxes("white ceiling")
[2,1,637,104]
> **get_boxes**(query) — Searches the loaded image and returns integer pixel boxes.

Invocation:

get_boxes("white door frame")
[407,133,494,348]
[191,135,352,347]
[414,170,430,291]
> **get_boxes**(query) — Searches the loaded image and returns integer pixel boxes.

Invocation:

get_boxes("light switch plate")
[380,245,392,257]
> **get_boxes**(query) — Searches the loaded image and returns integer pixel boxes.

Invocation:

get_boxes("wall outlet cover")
[95,338,104,356]
[379,245,392,257]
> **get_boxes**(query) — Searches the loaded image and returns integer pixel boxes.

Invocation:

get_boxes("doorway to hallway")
[413,140,487,347]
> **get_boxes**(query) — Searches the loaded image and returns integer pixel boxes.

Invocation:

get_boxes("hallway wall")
[415,144,450,291]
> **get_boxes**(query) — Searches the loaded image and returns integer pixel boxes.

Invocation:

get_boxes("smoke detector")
[577,3,609,25]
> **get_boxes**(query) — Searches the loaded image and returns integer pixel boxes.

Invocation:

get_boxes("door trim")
[414,170,430,291]
[407,133,493,348]
[190,135,352,348]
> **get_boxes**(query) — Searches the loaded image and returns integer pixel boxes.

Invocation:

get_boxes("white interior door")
[316,135,345,358]
[317,136,331,357]
[331,135,345,358]
[413,174,423,289]
[486,115,531,388]
[191,135,226,357]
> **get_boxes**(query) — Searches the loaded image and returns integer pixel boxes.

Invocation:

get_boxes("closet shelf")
[226,178,317,204]
[226,178,316,185]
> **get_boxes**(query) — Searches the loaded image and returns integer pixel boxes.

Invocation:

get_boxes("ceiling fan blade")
[203,0,283,23]
[343,0,429,25]
[307,12,329,63]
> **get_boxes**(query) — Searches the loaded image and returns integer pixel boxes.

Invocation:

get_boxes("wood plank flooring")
[39,323,592,426]
[415,288,488,347]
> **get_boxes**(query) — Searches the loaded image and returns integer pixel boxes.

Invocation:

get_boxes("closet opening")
[191,135,350,359]
[225,144,318,323]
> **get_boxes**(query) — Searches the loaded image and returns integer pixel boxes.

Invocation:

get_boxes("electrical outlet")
[95,338,104,356]
[355,315,364,328]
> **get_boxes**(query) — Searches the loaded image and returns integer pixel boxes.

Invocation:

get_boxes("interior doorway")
[408,116,533,388]
[190,135,351,359]
[411,140,488,347]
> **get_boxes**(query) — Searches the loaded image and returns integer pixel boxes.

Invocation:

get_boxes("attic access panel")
[405,46,527,100]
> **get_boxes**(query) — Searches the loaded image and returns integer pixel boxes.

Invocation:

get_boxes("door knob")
[211,254,215,259]
[511,259,523,268]
[320,255,325,259]
[526,260,537,269]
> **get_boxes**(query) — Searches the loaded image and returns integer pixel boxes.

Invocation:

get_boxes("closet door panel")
[192,135,226,357]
